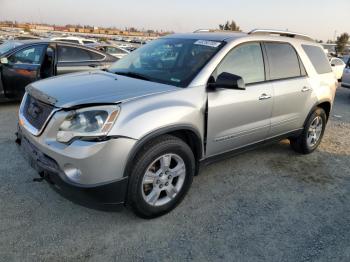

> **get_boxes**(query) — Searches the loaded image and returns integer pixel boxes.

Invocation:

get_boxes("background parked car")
[86,43,130,59]
[50,36,97,45]
[0,40,117,100]
[341,58,350,88]
[13,35,41,41]
[341,55,350,63]
[330,57,346,80]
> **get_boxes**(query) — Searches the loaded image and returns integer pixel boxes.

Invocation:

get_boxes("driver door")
[1,44,46,99]
[206,42,273,156]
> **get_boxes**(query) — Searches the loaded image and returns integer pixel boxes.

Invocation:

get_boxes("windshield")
[108,38,224,87]
[0,41,23,55]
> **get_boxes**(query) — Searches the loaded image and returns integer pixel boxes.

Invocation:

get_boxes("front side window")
[0,41,24,55]
[8,45,45,65]
[302,45,332,74]
[215,42,265,84]
[265,42,302,80]
[108,38,224,87]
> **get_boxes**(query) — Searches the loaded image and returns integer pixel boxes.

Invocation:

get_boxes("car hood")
[26,71,179,108]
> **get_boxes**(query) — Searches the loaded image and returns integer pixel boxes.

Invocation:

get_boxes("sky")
[1,0,349,41]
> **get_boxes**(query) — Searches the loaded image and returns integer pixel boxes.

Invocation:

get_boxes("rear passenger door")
[56,44,106,75]
[263,42,314,137]
[206,42,273,156]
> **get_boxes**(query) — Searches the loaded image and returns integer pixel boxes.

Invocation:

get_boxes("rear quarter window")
[89,51,105,60]
[57,46,105,61]
[302,45,332,74]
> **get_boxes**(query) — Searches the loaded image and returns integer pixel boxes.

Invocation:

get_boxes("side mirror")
[0,57,8,64]
[210,72,246,90]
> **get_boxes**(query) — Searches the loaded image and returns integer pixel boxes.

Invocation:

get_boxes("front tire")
[290,107,327,154]
[127,135,195,218]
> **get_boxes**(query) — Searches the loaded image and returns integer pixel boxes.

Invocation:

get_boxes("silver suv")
[17,29,337,218]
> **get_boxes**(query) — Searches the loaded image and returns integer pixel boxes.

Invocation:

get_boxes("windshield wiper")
[113,71,151,81]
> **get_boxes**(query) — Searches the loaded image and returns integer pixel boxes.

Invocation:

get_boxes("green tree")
[219,20,241,31]
[335,33,349,55]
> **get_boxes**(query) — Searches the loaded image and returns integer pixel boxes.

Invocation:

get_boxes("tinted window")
[265,43,302,80]
[89,51,104,60]
[216,42,265,84]
[57,46,102,61]
[8,45,45,64]
[302,45,332,74]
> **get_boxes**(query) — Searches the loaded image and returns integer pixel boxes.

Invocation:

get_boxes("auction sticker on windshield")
[194,40,221,48]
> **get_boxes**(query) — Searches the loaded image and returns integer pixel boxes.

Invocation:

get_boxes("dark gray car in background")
[341,57,350,88]
[0,40,117,100]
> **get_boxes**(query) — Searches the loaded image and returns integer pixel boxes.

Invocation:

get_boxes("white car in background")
[50,36,97,45]
[86,43,130,59]
[330,57,346,80]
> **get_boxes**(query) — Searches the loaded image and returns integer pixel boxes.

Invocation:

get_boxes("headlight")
[57,105,120,143]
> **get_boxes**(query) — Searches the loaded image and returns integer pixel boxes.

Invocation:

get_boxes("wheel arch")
[304,100,332,127]
[317,101,331,120]
[123,125,203,178]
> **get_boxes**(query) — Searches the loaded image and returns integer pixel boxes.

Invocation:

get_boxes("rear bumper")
[17,129,129,211]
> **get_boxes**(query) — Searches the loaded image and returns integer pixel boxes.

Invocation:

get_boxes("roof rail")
[248,29,314,42]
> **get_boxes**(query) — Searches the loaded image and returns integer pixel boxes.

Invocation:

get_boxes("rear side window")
[302,45,332,74]
[331,58,344,66]
[57,46,104,62]
[216,42,265,84]
[264,43,302,80]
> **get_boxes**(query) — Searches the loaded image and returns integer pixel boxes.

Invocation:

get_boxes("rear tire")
[127,135,195,218]
[290,107,327,154]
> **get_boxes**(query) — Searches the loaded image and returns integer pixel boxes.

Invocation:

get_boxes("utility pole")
[334,30,337,42]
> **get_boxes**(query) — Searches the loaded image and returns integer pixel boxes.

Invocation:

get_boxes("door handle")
[88,64,98,68]
[259,94,272,100]
[301,86,312,92]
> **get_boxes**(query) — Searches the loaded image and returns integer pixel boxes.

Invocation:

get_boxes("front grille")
[23,94,55,131]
